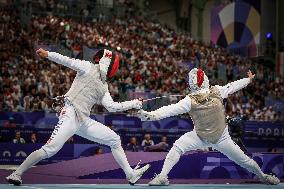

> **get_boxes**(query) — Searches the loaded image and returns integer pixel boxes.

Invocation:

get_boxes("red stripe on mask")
[197,69,204,87]
[108,54,120,78]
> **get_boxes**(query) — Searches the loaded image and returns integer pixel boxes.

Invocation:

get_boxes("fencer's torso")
[65,64,108,121]
[188,86,227,144]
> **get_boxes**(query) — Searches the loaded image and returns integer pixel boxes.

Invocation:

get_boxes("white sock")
[111,146,133,178]
[160,146,182,177]
[15,149,48,176]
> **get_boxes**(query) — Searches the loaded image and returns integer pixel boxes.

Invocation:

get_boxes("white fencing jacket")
[47,52,141,122]
[144,78,251,119]
[140,78,251,142]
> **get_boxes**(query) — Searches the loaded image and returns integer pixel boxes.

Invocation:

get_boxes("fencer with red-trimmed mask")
[6,48,150,186]
[138,68,280,186]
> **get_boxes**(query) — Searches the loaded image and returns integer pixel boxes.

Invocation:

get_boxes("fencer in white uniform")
[139,68,280,185]
[6,48,150,185]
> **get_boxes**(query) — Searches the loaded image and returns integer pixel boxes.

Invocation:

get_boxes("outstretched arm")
[139,96,191,121]
[36,48,91,74]
[101,92,142,112]
[216,70,255,98]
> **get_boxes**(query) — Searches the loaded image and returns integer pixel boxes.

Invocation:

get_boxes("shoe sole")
[129,164,151,185]
[148,177,169,186]
[264,181,280,185]
[263,181,280,185]
[6,178,21,186]
[149,183,169,186]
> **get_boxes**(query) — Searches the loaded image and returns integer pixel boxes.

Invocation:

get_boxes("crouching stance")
[139,68,280,186]
[6,48,149,185]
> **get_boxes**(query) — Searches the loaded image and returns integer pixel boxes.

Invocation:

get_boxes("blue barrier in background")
[1,111,284,154]
[0,143,112,164]
[0,111,193,130]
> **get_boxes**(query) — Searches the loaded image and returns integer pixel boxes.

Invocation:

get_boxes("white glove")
[137,110,158,121]
[131,99,143,110]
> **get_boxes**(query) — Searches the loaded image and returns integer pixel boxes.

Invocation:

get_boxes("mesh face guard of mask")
[188,68,209,93]
[93,49,120,80]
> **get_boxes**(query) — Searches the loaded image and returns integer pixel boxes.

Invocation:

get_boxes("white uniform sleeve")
[47,51,91,74]
[215,78,251,99]
[148,96,192,120]
[101,92,142,112]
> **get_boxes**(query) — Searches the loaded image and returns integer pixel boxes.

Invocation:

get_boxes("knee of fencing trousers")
[41,142,64,158]
[39,148,49,159]
[173,131,207,154]
[169,145,184,158]
[76,118,122,149]
[109,133,122,149]
[173,141,187,155]
[31,148,49,163]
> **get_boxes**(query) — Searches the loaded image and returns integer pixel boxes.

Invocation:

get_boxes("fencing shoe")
[148,174,169,186]
[128,161,150,185]
[260,174,280,185]
[6,172,22,186]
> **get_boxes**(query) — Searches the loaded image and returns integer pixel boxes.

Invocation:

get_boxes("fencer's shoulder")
[210,85,223,98]
[210,85,220,91]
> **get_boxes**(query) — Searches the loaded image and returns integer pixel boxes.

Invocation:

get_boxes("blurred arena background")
[0,0,283,188]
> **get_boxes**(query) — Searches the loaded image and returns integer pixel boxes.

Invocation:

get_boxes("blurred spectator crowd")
[1,130,281,153]
[0,129,170,152]
[0,6,283,122]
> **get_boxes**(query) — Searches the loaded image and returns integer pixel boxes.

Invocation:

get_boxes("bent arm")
[147,96,192,120]
[47,51,91,73]
[101,92,142,112]
[216,78,251,98]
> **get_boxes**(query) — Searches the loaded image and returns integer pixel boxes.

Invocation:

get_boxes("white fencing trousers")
[173,127,265,178]
[15,103,134,178]
[42,103,120,158]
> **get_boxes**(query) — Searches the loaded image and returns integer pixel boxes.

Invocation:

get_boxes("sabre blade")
[142,96,167,102]
[142,95,184,102]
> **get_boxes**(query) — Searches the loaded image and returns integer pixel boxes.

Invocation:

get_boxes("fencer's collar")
[190,88,210,95]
